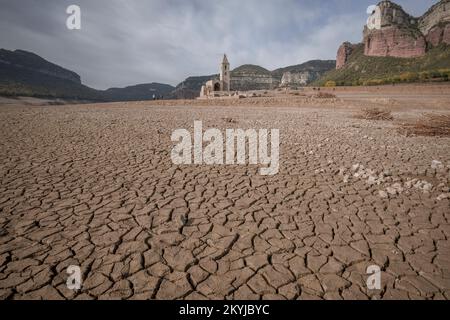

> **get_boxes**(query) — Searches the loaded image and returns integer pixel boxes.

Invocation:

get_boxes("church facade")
[200,54,231,98]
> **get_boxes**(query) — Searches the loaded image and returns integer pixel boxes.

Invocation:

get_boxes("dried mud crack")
[0,101,449,300]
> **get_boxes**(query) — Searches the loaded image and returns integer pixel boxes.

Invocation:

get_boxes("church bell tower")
[220,54,230,92]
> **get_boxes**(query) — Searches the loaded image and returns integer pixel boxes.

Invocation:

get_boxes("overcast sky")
[0,0,437,89]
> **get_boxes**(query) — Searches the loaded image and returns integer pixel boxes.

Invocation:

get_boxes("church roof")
[222,54,229,64]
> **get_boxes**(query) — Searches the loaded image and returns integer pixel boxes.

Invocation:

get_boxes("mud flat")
[0,86,449,300]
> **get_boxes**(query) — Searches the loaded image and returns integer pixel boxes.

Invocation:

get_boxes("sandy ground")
[0,85,449,300]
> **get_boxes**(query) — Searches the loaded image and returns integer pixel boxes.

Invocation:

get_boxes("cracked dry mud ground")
[0,102,449,300]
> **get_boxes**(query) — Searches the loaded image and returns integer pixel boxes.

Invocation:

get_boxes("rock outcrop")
[280,70,327,86]
[419,0,450,35]
[273,60,336,87]
[337,0,450,69]
[363,1,426,58]
[418,0,450,47]
[280,71,311,86]
[364,26,427,58]
[425,23,450,47]
[336,42,355,69]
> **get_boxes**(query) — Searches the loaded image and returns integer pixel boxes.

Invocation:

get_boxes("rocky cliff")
[318,42,450,87]
[426,23,450,47]
[364,26,427,58]
[336,43,356,69]
[273,60,336,87]
[280,71,311,86]
[363,1,426,58]
[419,0,450,35]
[337,0,450,69]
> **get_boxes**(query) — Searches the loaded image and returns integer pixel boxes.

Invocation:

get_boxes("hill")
[272,60,336,87]
[103,83,174,102]
[320,0,450,86]
[232,64,272,75]
[0,49,103,100]
[173,60,336,97]
[172,65,275,98]
[169,74,218,99]
[272,60,336,78]
[0,49,81,83]
[0,49,174,102]
[314,44,450,86]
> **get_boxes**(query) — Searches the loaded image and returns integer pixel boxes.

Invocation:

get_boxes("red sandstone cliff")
[336,0,450,69]
[363,1,426,58]
[336,42,356,70]
[426,23,450,47]
[364,26,426,58]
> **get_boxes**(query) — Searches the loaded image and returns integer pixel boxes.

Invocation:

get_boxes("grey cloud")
[0,0,438,89]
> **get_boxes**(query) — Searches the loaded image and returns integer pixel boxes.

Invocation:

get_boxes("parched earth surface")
[0,99,449,300]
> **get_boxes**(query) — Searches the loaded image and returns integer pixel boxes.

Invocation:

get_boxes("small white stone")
[431,160,443,169]
[422,182,433,193]
[386,187,397,196]
[392,183,404,193]
[437,193,450,201]
[405,179,417,189]
[367,176,377,185]
[379,190,388,198]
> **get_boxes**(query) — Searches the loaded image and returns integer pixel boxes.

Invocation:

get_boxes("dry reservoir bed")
[0,100,449,300]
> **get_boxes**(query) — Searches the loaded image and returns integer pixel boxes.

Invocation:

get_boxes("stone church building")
[200,54,231,97]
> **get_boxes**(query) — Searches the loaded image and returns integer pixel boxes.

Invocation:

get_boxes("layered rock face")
[281,71,310,86]
[280,71,323,86]
[363,1,426,58]
[336,42,355,69]
[274,60,336,87]
[420,0,450,47]
[419,0,450,35]
[337,0,450,69]
[230,65,279,91]
[364,26,426,58]
[426,23,450,47]
[231,75,278,91]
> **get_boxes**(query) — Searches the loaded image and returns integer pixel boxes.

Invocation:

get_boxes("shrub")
[314,92,336,99]
[400,113,450,136]
[356,108,394,121]
[399,72,419,82]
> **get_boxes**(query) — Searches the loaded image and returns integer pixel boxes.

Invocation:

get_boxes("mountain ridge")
[0,48,335,101]
[0,49,175,101]
[173,60,336,98]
